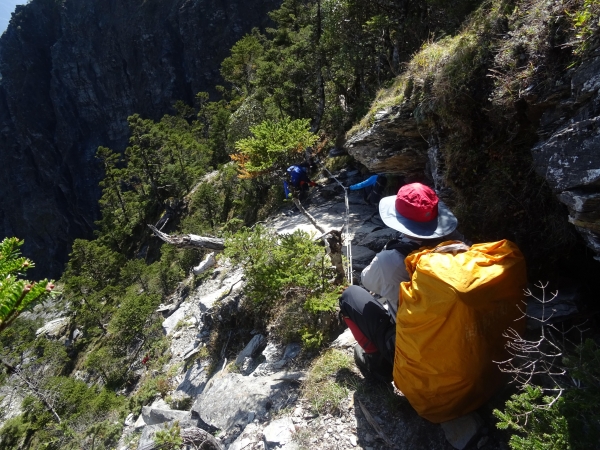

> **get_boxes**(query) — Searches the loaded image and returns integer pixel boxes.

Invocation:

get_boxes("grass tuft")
[301,349,354,415]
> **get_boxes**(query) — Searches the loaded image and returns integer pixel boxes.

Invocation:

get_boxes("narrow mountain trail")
[118,168,515,450]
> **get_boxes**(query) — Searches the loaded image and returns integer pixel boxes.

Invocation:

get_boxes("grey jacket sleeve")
[361,250,410,321]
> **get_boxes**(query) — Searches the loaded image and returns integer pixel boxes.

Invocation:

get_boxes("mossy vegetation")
[302,349,356,415]
[348,0,600,280]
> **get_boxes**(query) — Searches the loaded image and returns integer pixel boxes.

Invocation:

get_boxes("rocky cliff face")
[344,106,428,178]
[530,56,600,259]
[346,54,600,268]
[0,0,280,277]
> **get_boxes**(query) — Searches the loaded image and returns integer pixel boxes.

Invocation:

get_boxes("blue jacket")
[287,165,310,186]
[348,175,378,191]
[283,165,312,198]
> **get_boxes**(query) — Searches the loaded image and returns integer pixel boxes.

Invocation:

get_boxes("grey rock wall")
[0,0,280,277]
[345,55,600,261]
[345,104,428,177]
[531,56,600,260]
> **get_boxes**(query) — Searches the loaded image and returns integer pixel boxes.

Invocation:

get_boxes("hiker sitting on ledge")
[339,182,464,383]
[340,182,526,424]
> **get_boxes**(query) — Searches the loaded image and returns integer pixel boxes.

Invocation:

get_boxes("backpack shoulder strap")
[383,239,421,256]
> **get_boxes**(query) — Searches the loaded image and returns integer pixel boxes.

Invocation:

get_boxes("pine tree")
[0,237,55,335]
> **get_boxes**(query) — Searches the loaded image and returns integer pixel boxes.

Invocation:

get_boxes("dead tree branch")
[1,358,62,423]
[149,195,346,284]
[291,197,326,234]
[358,399,393,447]
[181,426,223,449]
[495,281,589,423]
[148,225,225,251]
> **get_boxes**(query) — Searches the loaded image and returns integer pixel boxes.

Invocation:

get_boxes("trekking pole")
[344,185,353,285]
[319,163,353,285]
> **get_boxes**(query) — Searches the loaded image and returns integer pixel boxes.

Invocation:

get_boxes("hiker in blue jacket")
[283,162,318,200]
[348,174,387,205]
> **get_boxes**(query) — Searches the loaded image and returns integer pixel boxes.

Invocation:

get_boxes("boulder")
[263,417,297,448]
[235,334,266,366]
[345,104,429,176]
[137,423,164,449]
[35,317,69,339]
[357,228,398,252]
[440,412,484,450]
[330,328,357,349]
[343,245,376,264]
[271,343,302,370]
[141,406,192,427]
[162,305,188,335]
[192,372,298,431]
[176,362,209,398]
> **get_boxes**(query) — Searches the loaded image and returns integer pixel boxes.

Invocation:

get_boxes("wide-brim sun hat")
[379,183,458,239]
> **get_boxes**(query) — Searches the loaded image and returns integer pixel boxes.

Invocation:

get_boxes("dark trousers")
[339,285,396,364]
[362,176,387,205]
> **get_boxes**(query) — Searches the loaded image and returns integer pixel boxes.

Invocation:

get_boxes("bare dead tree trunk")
[291,198,326,234]
[311,0,325,134]
[149,198,346,284]
[148,225,225,251]
[1,358,62,423]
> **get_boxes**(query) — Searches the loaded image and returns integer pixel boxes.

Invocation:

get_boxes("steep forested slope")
[0,0,280,277]
[0,0,599,449]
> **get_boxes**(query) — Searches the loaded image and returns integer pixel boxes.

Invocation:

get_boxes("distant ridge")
[0,0,281,278]
[0,0,26,35]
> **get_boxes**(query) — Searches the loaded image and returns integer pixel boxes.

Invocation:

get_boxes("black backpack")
[383,239,421,256]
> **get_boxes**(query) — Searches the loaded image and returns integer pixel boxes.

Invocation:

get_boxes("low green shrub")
[224,226,340,347]
[153,421,183,449]
[129,377,160,416]
[85,345,130,388]
[0,416,28,449]
[299,327,325,350]
[166,393,193,411]
[304,290,339,314]
[495,338,600,449]
[0,316,41,362]
[109,292,161,341]
[129,369,173,416]
[224,226,336,307]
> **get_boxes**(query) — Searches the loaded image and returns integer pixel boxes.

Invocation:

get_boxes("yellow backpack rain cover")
[393,239,526,423]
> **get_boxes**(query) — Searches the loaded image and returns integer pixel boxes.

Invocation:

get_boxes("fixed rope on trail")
[319,164,353,285]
